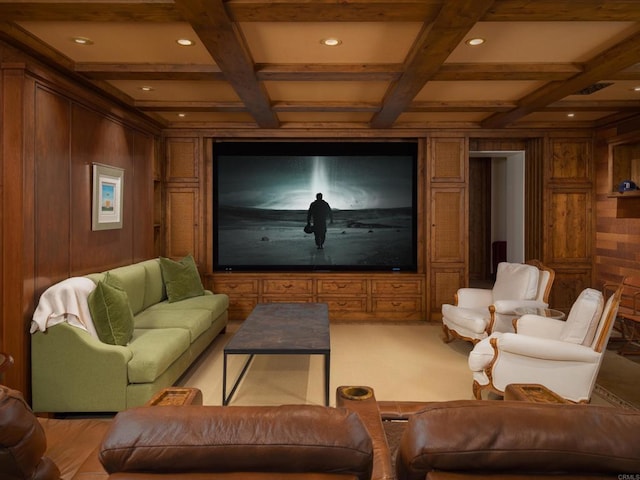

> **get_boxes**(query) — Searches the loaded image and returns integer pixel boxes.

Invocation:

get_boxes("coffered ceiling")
[2,0,640,130]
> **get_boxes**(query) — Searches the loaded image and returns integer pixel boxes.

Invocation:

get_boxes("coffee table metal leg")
[223,353,255,406]
[324,352,330,406]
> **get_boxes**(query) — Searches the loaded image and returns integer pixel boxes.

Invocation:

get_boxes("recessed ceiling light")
[140,86,154,92]
[178,113,187,118]
[567,113,575,118]
[633,86,640,92]
[465,38,485,46]
[176,38,195,46]
[72,36,93,45]
[321,38,342,47]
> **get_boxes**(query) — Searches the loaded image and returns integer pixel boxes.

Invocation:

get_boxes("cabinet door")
[430,187,466,263]
[165,187,200,260]
[166,138,199,182]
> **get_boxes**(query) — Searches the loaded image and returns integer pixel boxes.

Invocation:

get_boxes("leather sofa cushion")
[99,405,373,480]
[396,400,640,480]
[0,385,60,480]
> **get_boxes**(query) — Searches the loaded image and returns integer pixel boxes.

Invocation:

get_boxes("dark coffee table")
[223,302,330,406]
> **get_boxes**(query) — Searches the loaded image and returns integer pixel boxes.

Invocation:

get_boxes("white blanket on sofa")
[30,277,98,338]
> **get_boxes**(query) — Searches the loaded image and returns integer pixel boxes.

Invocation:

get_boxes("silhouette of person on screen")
[307,192,333,249]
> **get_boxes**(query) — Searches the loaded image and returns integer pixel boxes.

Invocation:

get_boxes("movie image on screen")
[213,141,417,272]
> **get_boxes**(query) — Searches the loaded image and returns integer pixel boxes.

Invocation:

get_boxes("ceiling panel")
[2,1,639,130]
[17,21,214,64]
[240,22,423,64]
[446,22,640,63]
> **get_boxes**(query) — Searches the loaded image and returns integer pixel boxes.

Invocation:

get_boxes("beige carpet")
[178,321,636,408]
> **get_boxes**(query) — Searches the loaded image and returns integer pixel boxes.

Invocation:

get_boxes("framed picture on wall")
[92,163,124,231]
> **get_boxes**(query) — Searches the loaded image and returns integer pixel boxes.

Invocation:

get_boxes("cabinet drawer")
[318,296,367,312]
[372,280,422,295]
[213,279,258,295]
[263,279,313,295]
[228,298,258,320]
[317,279,367,295]
[372,297,422,312]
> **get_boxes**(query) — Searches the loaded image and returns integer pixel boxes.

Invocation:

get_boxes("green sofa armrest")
[32,323,133,412]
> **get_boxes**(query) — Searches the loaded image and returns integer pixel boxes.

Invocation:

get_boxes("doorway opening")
[469,151,525,288]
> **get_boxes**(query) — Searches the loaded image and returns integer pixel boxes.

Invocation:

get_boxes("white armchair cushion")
[559,288,604,345]
[497,332,600,363]
[516,314,565,339]
[454,288,493,308]
[441,305,488,334]
[492,263,539,301]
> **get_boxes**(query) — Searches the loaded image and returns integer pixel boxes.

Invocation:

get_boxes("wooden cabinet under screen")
[209,273,425,321]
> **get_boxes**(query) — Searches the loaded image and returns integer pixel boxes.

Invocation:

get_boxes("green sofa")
[31,258,228,413]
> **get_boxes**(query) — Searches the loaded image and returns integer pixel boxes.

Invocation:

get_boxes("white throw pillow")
[492,263,539,301]
[559,288,604,345]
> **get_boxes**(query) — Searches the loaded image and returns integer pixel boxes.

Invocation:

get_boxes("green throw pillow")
[159,255,205,303]
[88,272,134,345]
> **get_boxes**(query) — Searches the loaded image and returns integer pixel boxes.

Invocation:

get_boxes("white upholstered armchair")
[441,260,555,344]
[468,285,622,403]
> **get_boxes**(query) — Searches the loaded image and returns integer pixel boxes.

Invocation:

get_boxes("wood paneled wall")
[594,120,640,290]
[0,45,159,395]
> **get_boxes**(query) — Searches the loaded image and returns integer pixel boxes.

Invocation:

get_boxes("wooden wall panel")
[167,139,198,181]
[594,124,640,291]
[431,189,466,263]
[0,57,159,395]
[133,133,155,262]
[548,191,592,262]
[544,136,595,310]
[166,188,199,259]
[429,268,464,321]
[70,105,135,273]
[34,87,71,298]
[430,137,465,182]
[549,139,591,182]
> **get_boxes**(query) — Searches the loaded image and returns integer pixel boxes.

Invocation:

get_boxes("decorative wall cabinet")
[608,137,640,218]
[427,136,468,321]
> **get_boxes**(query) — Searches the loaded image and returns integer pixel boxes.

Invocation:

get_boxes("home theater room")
[1,1,640,479]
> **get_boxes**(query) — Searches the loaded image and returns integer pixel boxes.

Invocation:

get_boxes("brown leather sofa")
[387,400,640,480]
[3,383,640,480]
[0,385,373,480]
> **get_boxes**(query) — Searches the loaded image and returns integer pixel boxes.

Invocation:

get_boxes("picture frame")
[92,163,124,231]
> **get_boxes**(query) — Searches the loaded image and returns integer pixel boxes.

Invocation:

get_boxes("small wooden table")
[514,307,566,320]
[223,303,331,406]
[146,387,203,406]
[504,383,570,404]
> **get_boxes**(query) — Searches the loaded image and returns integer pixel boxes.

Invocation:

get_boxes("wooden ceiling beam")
[482,29,640,128]
[0,2,181,22]
[2,1,639,23]
[544,100,640,112]
[484,0,640,21]
[370,0,496,129]
[76,63,225,81]
[173,0,279,128]
[434,63,581,81]
[136,101,247,112]
[225,0,442,22]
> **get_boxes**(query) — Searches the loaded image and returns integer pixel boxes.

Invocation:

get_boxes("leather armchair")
[468,285,622,402]
[442,260,555,344]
